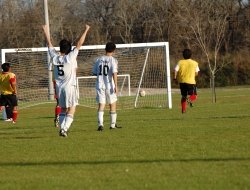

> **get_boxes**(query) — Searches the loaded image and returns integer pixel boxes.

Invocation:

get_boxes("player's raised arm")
[42,25,53,48]
[76,24,90,50]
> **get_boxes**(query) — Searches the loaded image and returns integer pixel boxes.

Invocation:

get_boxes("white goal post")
[1,42,172,109]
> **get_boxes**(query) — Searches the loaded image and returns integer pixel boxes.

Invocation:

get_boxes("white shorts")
[96,88,117,104]
[57,85,79,108]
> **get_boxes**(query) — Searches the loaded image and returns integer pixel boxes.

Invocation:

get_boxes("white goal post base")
[1,42,172,109]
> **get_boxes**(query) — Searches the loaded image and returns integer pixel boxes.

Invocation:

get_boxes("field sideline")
[0,86,250,190]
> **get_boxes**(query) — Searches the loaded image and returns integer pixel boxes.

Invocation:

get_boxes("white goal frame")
[1,42,172,109]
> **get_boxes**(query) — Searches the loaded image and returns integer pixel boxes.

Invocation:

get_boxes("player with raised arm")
[42,24,90,137]
[174,49,199,113]
[92,42,121,131]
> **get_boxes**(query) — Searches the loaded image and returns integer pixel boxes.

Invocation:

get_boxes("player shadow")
[194,115,250,120]
[0,135,50,140]
[35,116,54,119]
[139,118,184,121]
[14,136,43,139]
[0,157,249,167]
[207,115,250,119]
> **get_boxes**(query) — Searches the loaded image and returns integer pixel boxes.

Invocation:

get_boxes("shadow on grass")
[193,115,250,120]
[0,157,249,167]
[14,136,43,139]
[130,115,250,122]
[207,115,250,119]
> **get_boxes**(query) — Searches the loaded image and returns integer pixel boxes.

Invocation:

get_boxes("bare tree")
[84,0,117,44]
[174,0,231,103]
[135,0,169,42]
[114,0,142,43]
[0,0,24,47]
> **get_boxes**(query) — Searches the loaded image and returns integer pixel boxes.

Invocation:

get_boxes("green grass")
[1,87,250,190]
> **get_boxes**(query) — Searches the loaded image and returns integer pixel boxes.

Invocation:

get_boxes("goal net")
[1,42,172,110]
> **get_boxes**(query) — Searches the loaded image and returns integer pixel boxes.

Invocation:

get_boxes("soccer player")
[0,63,18,123]
[92,42,121,131]
[174,49,199,113]
[42,24,90,137]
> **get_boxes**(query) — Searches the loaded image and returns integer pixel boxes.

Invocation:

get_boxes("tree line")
[0,0,249,90]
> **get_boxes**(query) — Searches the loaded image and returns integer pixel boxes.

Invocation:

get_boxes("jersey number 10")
[98,65,109,76]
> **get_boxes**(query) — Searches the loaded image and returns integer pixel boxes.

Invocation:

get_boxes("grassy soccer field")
[0,87,250,190]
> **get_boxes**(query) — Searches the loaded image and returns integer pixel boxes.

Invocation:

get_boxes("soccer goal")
[1,42,172,109]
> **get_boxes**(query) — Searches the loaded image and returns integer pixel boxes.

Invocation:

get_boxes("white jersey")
[48,47,79,108]
[48,47,78,87]
[92,55,118,90]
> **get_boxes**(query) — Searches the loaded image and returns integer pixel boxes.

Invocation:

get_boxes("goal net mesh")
[2,51,49,109]
[1,43,171,109]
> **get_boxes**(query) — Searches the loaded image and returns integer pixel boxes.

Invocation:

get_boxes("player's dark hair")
[59,39,72,54]
[183,49,192,59]
[105,42,116,53]
[1,63,11,72]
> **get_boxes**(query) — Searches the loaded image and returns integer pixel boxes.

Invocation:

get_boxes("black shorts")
[179,83,197,97]
[0,94,18,107]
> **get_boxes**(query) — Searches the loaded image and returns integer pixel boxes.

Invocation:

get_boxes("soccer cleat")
[110,124,122,129]
[97,126,104,131]
[59,129,67,137]
[5,118,13,122]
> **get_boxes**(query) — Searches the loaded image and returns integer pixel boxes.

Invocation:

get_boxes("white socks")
[59,113,74,132]
[98,111,104,126]
[98,111,117,128]
[110,111,117,128]
[59,113,66,129]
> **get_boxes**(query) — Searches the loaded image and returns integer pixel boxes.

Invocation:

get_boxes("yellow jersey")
[175,59,199,84]
[0,72,16,95]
